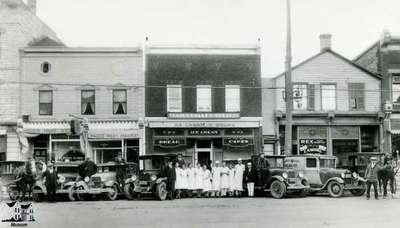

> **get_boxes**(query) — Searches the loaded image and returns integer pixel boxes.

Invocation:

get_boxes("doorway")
[195,140,212,167]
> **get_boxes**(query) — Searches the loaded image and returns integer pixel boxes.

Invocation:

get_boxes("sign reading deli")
[154,138,186,148]
[223,138,254,147]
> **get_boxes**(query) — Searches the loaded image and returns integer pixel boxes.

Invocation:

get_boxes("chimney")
[26,0,36,14]
[319,34,332,51]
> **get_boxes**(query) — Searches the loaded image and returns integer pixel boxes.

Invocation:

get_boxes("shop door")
[195,140,212,167]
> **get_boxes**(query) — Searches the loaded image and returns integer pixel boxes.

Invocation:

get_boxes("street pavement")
[3,193,400,228]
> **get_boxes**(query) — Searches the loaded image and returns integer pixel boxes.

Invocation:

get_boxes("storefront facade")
[145,44,262,165]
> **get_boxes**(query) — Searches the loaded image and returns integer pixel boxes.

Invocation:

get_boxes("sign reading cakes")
[223,138,253,147]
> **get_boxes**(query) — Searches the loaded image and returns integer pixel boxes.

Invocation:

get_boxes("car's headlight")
[84,176,90,183]
[58,175,66,183]
[340,173,345,179]
[282,172,288,179]
[298,172,304,179]
[131,175,137,182]
[150,175,157,181]
[352,172,359,178]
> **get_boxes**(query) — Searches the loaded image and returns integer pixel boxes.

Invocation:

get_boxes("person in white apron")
[220,162,230,197]
[194,163,204,197]
[187,163,196,197]
[181,164,189,198]
[175,162,183,199]
[212,161,222,197]
[234,158,245,197]
[228,163,236,197]
[202,165,212,198]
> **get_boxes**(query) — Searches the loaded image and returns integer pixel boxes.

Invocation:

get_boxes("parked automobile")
[68,162,137,201]
[284,154,366,197]
[31,162,80,202]
[124,153,178,201]
[250,155,310,199]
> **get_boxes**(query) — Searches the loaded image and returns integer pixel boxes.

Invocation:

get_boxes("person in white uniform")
[187,163,196,197]
[202,165,212,198]
[234,158,245,197]
[175,162,183,199]
[194,162,204,197]
[180,164,189,198]
[220,162,230,197]
[228,163,236,197]
[211,161,222,197]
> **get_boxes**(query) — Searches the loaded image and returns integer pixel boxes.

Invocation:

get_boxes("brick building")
[270,34,383,171]
[0,0,61,161]
[354,31,400,156]
[145,44,262,166]
[19,43,144,164]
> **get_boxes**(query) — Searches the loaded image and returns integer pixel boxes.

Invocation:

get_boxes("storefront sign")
[24,128,70,134]
[223,138,253,147]
[225,129,253,135]
[331,127,359,139]
[168,112,240,119]
[89,129,140,139]
[188,129,220,136]
[154,138,186,148]
[149,121,261,128]
[299,139,327,153]
[298,126,327,139]
[154,129,184,136]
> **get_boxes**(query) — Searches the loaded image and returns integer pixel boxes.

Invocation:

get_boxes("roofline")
[146,43,261,55]
[273,49,382,80]
[22,47,142,54]
[352,41,379,62]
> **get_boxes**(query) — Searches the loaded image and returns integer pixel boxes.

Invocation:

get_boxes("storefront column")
[49,134,53,162]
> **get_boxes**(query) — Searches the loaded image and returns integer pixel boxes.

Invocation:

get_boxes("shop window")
[306,158,317,168]
[292,84,307,110]
[360,126,379,152]
[321,84,336,110]
[39,90,53,115]
[196,85,212,112]
[349,83,365,110]
[113,89,127,115]
[126,139,139,163]
[0,136,5,161]
[225,85,240,112]
[81,90,95,115]
[167,85,182,112]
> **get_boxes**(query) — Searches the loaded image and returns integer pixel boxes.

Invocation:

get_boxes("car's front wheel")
[105,184,118,201]
[270,180,286,199]
[124,183,137,200]
[156,182,167,201]
[327,181,344,197]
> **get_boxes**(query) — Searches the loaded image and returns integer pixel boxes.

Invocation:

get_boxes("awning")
[88,121,140,139]
[22,121,70,134]
[390,129,400,135]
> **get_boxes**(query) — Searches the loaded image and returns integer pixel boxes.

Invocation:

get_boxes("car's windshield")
[56,166,78,173]
[320,158,336,168]
[142,158,163,170]
[266,158,284,168]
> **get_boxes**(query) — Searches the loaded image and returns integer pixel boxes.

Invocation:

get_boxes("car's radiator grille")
[90,176,102,188]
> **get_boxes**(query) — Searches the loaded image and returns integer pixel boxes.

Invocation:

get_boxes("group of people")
[163,154,263,200]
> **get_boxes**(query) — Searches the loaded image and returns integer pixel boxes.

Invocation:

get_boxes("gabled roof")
[274,49,382,80]
[27,36,65,47]
[352,41,379,62]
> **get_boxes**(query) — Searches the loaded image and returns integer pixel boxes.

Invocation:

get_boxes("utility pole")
[284,0,293,155]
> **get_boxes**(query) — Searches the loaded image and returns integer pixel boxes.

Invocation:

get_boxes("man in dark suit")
[43,163,58,202]
[115,155,127,189]
[163,160,176,200]
[243,162,258,197]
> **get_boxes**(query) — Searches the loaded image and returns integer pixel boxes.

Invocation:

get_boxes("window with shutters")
[293,84,308,110]
[197,85,212,112]
[167,85,182,112]
[225,85,240,112]
[321,84,336,110]
[81,90,95,115]
[349,83,365,110]
[113,89,127,115]
[39,90,53,115]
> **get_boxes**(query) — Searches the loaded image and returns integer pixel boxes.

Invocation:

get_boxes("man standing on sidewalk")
[364,157,380,200]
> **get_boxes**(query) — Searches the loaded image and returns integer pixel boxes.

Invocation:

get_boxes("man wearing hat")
[163,159,176,200]
[364,157,380,200]
[42,163,59,202]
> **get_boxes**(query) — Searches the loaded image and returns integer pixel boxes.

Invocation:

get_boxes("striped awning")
[22,121,70,134]
[390,129,400,135]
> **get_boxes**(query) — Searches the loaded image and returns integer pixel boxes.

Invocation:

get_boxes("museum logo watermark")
[1,201,35,227]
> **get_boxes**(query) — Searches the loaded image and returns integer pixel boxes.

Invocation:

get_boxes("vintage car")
[31,162,80,202]
[68,162,137,201]
[124,154,178,201]
[284,154,366,197]
[251,155,310,199]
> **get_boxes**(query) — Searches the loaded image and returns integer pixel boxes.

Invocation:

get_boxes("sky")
[35,0,400,78]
